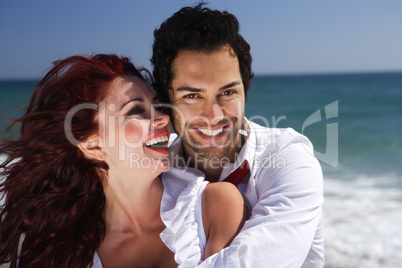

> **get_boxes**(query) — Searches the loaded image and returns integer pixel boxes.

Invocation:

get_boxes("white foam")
[323,174,402,267]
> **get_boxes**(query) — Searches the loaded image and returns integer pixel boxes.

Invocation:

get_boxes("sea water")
[247,73,402,268]
[1,73,402,267]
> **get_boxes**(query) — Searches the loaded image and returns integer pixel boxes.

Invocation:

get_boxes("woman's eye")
[153,103,170,114]
[126,106,146,116]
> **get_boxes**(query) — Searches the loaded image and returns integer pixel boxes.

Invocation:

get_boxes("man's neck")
[192,157,226,183]
[183,134,246,182]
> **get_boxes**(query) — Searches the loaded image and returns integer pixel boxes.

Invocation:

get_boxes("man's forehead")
[173,48,237,71]
[174,45,237,62]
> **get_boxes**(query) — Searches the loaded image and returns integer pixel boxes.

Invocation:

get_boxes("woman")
[0,54,246,267]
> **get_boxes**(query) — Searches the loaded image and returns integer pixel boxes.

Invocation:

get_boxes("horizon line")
[1,69,402,82]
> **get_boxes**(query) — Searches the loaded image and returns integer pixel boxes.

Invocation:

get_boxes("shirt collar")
[219,117,256,181]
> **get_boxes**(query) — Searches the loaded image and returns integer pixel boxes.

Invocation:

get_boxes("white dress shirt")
[169,118,325,268]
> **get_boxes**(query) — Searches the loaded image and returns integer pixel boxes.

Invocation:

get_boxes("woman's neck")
[102,171,164,234]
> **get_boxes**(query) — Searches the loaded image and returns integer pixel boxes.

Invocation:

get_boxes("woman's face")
[98,75,171,176]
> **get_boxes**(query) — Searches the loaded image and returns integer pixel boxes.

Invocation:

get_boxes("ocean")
[1,72,402,267]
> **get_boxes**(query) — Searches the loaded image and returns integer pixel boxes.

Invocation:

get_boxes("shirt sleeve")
[197,141,324,267]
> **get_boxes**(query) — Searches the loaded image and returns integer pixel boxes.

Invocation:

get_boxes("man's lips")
[196,126,224,136]
[190,124,230,140]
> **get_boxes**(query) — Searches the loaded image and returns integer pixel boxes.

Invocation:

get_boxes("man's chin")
[183,133,240,159]
[191,146,231,160]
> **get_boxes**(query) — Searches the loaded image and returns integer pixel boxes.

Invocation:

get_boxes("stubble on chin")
[184,137,232,160]
[183,118,240,160]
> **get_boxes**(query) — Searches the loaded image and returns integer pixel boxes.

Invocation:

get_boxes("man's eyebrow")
[174,87,205,93]
[174,81,242,93]
[120,98,143,110]
[219,81,242,91]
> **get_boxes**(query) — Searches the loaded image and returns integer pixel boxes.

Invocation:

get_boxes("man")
[151,4,324,267]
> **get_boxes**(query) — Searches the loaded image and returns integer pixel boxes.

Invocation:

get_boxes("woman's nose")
[151,107,170,128]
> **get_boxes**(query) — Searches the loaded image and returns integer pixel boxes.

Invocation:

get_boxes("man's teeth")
[197,127,224,136]
[145,135,169,146]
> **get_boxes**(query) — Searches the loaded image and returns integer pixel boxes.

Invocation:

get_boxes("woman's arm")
[202,182,247,259]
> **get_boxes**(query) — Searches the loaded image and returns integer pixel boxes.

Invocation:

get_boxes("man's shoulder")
[246,120,313,154]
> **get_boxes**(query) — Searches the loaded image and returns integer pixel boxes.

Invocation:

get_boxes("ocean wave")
[323,174,402,268]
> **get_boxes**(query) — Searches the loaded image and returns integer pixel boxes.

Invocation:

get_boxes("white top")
[91,167,209,268]
[160,167,209,267]
[169,118,325,268]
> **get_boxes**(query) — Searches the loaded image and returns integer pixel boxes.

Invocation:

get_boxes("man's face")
[169,45,245,160]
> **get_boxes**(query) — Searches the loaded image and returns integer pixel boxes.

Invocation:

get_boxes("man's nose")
[203,99,224,125]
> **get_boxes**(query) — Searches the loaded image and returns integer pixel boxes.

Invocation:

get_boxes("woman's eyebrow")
[120,98,143,110]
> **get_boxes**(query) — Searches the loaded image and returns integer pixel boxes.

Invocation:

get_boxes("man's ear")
[78,137,105,161]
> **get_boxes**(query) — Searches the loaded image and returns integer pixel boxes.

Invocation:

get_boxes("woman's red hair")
[0,54,144,267]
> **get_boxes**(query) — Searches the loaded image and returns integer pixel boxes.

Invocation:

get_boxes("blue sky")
[1,0,401,79]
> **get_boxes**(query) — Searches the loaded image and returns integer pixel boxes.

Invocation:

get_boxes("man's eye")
[184,94,198,99]
[222,90,235,96]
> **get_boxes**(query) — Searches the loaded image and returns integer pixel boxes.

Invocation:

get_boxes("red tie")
[224,160,250,186]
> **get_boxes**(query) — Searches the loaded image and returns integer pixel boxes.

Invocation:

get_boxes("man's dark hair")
[151,3,253,102]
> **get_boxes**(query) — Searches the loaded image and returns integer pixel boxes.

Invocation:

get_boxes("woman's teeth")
[197,127,224,136]
[145,135,169,147]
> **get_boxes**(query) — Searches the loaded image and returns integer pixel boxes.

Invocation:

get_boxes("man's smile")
[196,127,224,137]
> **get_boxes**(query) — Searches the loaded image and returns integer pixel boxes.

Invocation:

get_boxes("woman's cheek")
[122,119,148,147]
